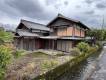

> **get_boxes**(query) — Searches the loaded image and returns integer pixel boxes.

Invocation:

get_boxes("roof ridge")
[57,14,80,23]
[47,14,90,29]
[58,13,64,17]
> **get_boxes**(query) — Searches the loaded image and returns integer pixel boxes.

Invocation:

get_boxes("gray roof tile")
[17,30,39,37]
[21,20,50,31]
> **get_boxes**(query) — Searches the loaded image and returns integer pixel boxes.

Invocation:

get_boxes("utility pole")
[102,15,104,29]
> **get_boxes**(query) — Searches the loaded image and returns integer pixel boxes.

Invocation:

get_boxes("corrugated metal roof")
[16,30,39,37]
[21,20,50,31]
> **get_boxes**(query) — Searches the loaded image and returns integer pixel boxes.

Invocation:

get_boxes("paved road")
[89,48,106,80]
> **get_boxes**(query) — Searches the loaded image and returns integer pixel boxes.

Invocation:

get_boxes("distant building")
[14,14,90,52]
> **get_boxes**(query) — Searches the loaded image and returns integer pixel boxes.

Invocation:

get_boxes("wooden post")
[47,39,50,49]
[52,40,54,50]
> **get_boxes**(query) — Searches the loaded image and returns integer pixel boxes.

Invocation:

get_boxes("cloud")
[0,0,105,29]
[45,0,58,5]
[85,0,93,4]
[0,0,57,24]
[84,10,95,15]
[84,0,99,4]
[5,0,50,20]
[96,2,106,9]
[64,1,69,6]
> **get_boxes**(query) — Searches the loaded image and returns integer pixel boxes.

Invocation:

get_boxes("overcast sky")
[0,0,106,28]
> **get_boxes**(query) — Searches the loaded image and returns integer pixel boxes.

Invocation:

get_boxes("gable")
[47,14,90,30]
[16,23,29,30]
[47,17,72,28]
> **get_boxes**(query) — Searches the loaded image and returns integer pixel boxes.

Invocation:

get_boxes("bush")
[14,50,26,58]
[41,60,59,71]
[95,41,103,50]
[70,48,81,56]
[0,45,13,79]
[55,52,65,56]
[87,47,97,54]
[77,42,90,53]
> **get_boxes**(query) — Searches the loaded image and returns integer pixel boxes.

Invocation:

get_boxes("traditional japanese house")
[14,14,90,52]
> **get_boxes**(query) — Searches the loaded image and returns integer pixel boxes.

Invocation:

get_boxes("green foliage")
[86,29,106,41]
[0,29,13,79]
[70,48,81,56]
[14,50,26,58]
[95,41,103,50]
[32,52,50,58]
[0,29,13,43]
[0,45,13,79]
[0,68,5,80]
[41,60,59,71]
[87,47,97,54]
[76,42,90,53]
[55,52,65,56]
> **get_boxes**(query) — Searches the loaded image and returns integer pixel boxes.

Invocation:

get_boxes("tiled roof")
[59,36,93,40]
[47,14,90,30]
[21,20,50,31]
[57,14,80,23]
[59,36,85,40]
[16,30,39,37]
[40,36,60,39]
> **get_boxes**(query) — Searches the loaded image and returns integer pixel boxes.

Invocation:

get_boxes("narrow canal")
[56,48,104,80]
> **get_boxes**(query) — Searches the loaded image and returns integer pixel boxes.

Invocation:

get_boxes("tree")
[86,28,106,41]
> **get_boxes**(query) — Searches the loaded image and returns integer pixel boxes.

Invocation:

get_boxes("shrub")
[0,29,13,43]
[70,48,81,56]
[87,47,97,54]
[0,45,13,79]
[55,52,65,56]
[77,42,90,53]
[41,60,59,71]
[95,41,103,50]
[14,50,26,58]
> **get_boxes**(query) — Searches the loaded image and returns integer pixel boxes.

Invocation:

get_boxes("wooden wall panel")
[65,41,69,52]
[67,27,73,36]
[81,30,85,37]
[57,27,73,36]
[57,40,61,50]
[74,27,80,37]
[61,41,65,51]
[57,40,73,52]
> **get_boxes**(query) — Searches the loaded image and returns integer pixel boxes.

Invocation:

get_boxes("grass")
[14,50,27,58]
[31,52,50,57]
[41,60,59,71]
[5,51,73,80]
[55,52,65,57]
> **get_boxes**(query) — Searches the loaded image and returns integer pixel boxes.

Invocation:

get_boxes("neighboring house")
[14,14,90,52]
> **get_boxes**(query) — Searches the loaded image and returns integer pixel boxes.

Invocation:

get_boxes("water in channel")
[56,49,102,80]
